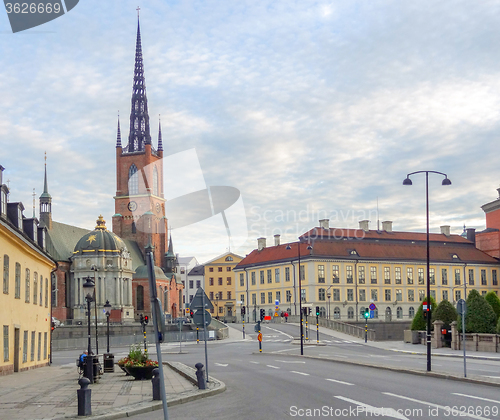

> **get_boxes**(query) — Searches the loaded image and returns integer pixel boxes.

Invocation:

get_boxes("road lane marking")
[271,348,296,353]
[334,396,408,419]
[482,375,500,379]
[275,360,305,363]
[452,393,500,404]
[264,326,294,339]
[326,378,354,386]
[266,365,280,369]
[249,361,259,364]
[214,363,228,367]
[290,371,309,376]
[383,392,491,420]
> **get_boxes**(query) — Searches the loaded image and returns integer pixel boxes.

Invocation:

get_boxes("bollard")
[195,362,206,390]
[151,368,161,400]
[77,377,91,416]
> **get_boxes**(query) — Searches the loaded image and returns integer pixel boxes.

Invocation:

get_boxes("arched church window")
[134,118,139,129]
[137,285,144,310]
[153,166,158,196]
[135,101,139,111]
[131,221,136,234]
[140,102,145,112]
[134,137,139,151]
[141,119,145,132]
[129,164,139,195]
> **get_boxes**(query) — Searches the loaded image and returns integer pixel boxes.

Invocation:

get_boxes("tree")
[459,289,496,333]
[484,291,500,324]
[432,299,457,329]
[411,295,437,331]
[497,316,500,335]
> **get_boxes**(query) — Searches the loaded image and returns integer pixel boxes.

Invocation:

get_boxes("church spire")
[158,115,163,152]
[39,152,52,229]
[127,12,151,153]
[116,112,122,148]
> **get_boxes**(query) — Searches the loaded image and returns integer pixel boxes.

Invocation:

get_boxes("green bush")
[432,299,457,329]
[497,317,500,335]
[411,295,437,331]
[484,291,500,324]
[458,289,496,333]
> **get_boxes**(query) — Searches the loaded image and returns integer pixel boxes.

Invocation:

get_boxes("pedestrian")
[284,312,288,322]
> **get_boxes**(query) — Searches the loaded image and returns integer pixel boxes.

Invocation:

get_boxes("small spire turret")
[116,112,122,148]
[158,115,163,152]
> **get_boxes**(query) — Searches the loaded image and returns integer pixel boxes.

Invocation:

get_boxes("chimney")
[257,237,266,251]
[381,221,392,232]
[319,219,330,230]
[0,165,4,186]
[466,228,476,244]
[440,225,451,236]
[274,234,280,246]
[359,220,369,231]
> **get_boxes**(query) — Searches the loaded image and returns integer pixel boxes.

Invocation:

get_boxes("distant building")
[0,165,56,375]
[187,264,205,304]
[234,220,500,323]
[178,256,199,309]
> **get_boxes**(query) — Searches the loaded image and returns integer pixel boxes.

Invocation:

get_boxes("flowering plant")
[118,345,158,368]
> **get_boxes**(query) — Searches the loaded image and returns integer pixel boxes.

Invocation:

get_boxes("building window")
[3,255,8,294]
[332,265,339,283]
[209,277,214,286]
[418,290,425,301]
[189,280,193,289]
[299,265,305,281]
[286,290,292,302]
[39,277,43,306]
[333,307,340,319]
[227,267,231,272]
[358,266,365,284]
[397,307,403,319]
[442,290,448,301]
[347,289,353,301]
[219,307,224,314]
[261,293,265,304]
[30,331,35,361]
[45,278,48,307]
[333,289,340,301]
[408,289,414,301]
[359,289,366,301]
[418,268,424,285]
[441,268,448,285]
[409,307,415,318]
[252,293,256,304]
[227,277,231,286]
[209,292,214,300]
[37,332,41,361]
[430,290,436,300]
[396,289,402,301]
[268,292,273,304]
[384,267,390,284]
[347,307,354,319]
[455,269,461,285]
[227,291,231,300]
[128,164,139,195]
[371,289,378,301]
[455,290,461,301]
[481,269,487,286]
[33,272,38,305]
[319,288,326,301]
[216,267,221,272]
[25,269,30,303]
[318,265,325,283]
[276,291,281,302]
[346,266,353,284]
[23,331,28,363]
[407,267,413,285]
[468,269,474,286]
[260,271,265,284]
[267,270,272,284]
[225,256,233,262]
[3,326,8,361]
[209,267,213,272]
[285,267,290,282]
[301,289,306,302]
[275,268,280,283]
[218,278,222,286]
[385,289,391,301]
[370,267,377,284]
[43,332,47,359]
[429,268,435,285]
[493,270,498,286]
[395,267,401,284]
[239,273,244,287]
[137,285,144,310]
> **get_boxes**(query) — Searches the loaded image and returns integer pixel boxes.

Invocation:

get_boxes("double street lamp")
[286,242,312,356]
[403,170,451,372]
[83,277,95,383]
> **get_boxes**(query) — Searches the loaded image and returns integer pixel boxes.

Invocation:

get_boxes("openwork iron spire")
[116,112,122,148]
[158,115,163,152]
[127,16,151,152]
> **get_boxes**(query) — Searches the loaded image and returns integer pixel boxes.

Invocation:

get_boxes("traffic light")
[144,315,149,325]
[139,314,144,324]
[260,309,265,321]
[189,309,194,317]
[241,306,246,316]
[308,307,312,315]
[315,306,320,316]
[364,309,370,319]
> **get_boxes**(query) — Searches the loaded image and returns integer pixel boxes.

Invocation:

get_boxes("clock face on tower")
[156,203,161,213]
[128,201,137,212]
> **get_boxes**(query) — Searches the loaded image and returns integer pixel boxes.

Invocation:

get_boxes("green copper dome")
[73,215,128,256]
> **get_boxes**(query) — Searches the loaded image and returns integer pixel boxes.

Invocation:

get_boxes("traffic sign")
[457,299,467,316]
[193,309,212,327]
[190,288,214,311]
[257,333,263,342]
[369,303,376,311]
[370,310,374,319]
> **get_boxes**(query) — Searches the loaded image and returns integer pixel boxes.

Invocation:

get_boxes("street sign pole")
[242,318,245,339]
[365,320,368,343]
[457,299,467,378]
[196,327,199,344]
[316,315,319,344]
[305,313,308,340]
[202,291,209,383]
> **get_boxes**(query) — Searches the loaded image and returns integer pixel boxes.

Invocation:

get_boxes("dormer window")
[0,189,6,216]
[349,250,358,256]
[452,254,459,259]
[225,256,233,261]
[18,208,23,229]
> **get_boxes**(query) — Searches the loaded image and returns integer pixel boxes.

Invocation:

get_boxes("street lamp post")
[287,242,312,356]
[91,265,99,357]
[83,277,95,383]
[326,285,333,320]
[103,300,114,373]
[403,170,451,372]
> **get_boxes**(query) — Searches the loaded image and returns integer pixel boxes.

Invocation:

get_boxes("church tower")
[39,153,52,230]
[113,14,168,267]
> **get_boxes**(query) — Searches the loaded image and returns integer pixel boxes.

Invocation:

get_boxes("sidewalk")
[0,360,225,420]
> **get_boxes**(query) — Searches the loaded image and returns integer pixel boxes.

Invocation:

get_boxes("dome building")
[71,216,135,322]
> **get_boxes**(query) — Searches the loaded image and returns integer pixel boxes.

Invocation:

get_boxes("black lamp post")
[83,277,95,383]
[326,286,332,320]
[104,300,111,353]
[403,170,451,372]
[287,242,312,355]
[103,300,114,373]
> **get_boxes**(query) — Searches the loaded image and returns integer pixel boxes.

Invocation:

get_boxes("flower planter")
[124,365,156,380]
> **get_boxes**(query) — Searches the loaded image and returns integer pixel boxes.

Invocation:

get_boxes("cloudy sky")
[2,0,500,263]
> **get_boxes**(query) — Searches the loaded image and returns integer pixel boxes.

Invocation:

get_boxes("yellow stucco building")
[1,166,56,375]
